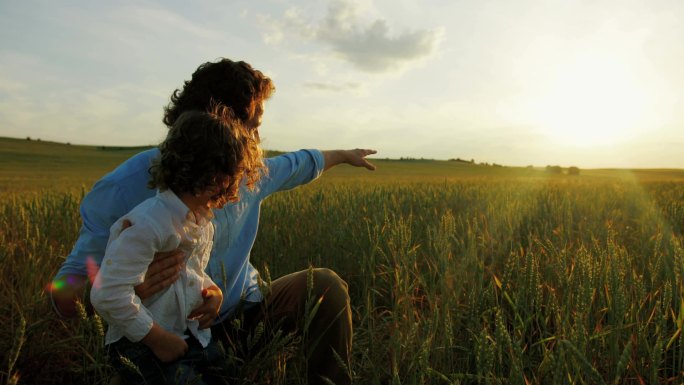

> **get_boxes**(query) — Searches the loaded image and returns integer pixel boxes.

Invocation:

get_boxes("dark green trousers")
[211,268,353,385]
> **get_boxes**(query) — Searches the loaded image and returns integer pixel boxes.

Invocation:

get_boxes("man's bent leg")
[211,268,352,385]
[266,268,353,385]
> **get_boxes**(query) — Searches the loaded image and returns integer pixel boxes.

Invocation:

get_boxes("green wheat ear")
[7,314,26,384]
[93,313,105,338]
[612,339,632,385]
[248,321,265,351]
[257,262,272,299]
[117,354,143,379]
[560,340,607,385]
[76,300,88,321]
[263,263,272,294]
[331,347,351,380]
[307,264,314,294]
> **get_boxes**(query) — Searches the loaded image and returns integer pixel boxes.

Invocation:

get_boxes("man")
[50,58,376,385]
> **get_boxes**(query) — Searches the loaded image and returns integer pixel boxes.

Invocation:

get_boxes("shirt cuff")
[304,149,325,179]
[123,309,155,342]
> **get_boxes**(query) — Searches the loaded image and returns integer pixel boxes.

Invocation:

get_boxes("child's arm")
[188,223,222,329]
[90,217,173,345]
[113,218,185,301]
[141,322,188,363]
[188,283,223,329]
[188,259,222,329]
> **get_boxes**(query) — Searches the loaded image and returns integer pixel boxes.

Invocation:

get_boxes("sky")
[1,0,682,168]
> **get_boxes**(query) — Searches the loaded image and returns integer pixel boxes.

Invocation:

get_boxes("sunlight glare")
[532,57,650,147]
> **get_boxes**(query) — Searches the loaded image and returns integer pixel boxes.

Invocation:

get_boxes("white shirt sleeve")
[90,217,167,342]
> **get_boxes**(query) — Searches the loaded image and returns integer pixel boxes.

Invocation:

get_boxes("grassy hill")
[2,136,683,192]
[0,137,155,191]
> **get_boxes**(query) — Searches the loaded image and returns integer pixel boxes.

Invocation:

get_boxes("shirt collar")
[157,189,214,225]
[157,189,191,219]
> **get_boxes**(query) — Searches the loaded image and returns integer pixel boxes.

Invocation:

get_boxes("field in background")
[3,137,684,191]
[2,137,684,384]
[0,137,156,192]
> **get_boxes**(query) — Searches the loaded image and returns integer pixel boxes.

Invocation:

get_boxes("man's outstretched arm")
[322,149,377,172]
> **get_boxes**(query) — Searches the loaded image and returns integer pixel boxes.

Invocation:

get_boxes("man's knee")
[313,268,348,292]
[312,268,348,296]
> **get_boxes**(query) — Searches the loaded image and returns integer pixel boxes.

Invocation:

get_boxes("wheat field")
[2,139,684,384]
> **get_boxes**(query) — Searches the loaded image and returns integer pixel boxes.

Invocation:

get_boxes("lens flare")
[46,279,65,292]
[86,255,100,288]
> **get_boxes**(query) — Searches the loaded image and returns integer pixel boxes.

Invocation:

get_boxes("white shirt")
[91,189,217,347]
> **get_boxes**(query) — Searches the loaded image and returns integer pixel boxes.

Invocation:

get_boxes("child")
[90,103,264,384]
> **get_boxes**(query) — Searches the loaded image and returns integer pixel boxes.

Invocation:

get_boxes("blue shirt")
[55,148,325,320]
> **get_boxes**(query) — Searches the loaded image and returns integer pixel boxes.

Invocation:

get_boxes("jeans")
[109,333,226,385]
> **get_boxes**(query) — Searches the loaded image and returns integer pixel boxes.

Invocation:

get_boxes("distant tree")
[546,165,562,174]
[26,136,31,141]
[526,165,534,169]
[449,158,471,163]
[568,166,580,176]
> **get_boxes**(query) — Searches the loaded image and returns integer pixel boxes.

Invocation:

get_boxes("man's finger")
[362,159,376,171]
[148,251,184,276]
[197,313,214,329]
[146,263,181,286]
[156,273,181,290]
[188,308,206,320]
[199,319,211,329]
[136,270,179,299]
[151,249,184,264]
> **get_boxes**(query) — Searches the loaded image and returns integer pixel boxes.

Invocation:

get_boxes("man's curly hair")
[149,103,265,204]
[163,58,275,129]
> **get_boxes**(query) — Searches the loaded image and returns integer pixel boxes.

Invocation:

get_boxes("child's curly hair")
[149,103,265,203]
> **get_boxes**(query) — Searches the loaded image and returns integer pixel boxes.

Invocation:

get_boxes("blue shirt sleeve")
[54,149,158,279]
[258,149,325,198]
[55,180,129,278]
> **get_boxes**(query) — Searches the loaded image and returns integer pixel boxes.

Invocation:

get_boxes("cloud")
[303,81,361,92]
[264,0,442,73]
[0,53,37,93]
[120,5,221,41]
[0,59,166,146]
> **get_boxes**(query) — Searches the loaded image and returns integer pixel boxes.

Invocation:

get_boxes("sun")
[531,57,650,147]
